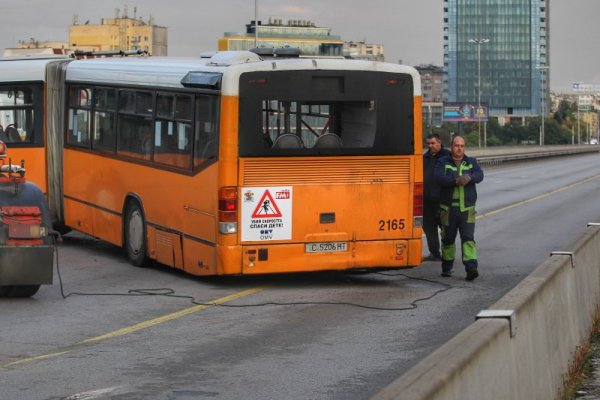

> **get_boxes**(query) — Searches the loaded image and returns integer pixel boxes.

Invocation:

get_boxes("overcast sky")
[1,1,598,92]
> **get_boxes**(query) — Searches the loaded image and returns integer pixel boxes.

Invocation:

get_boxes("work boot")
[466,268,479,281]
[424,252,441,261]
[441,269,453,277]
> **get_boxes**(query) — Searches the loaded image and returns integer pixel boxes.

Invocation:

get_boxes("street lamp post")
[254,0,259,47]
[577,97,581,144]
[469,38,489,147]
[537,66,549,146]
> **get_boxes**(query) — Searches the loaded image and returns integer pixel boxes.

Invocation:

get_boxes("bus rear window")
[238,70,414,157]
[261,100,376,149]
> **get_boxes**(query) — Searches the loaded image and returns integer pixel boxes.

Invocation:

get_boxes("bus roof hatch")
[206,51,262,67]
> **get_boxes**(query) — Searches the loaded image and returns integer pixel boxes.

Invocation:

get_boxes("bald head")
[451,135,466,161]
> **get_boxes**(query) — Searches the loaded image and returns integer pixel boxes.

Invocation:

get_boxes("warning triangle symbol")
[252,190,282,218]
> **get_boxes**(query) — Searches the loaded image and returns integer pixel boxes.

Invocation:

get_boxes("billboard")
[442,102,489,122]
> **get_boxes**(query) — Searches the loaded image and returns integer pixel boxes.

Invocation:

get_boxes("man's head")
[426,133,442,155]
[451,135,466,160]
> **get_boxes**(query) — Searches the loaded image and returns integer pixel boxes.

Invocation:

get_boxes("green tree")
[425,98,583,147]
[553,100,576,125]
[544,118,571,144]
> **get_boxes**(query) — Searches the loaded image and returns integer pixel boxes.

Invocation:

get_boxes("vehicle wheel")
[0,285,40,297]
[10,285,40,298]
[124,202,148,267]
[54,223,72,236]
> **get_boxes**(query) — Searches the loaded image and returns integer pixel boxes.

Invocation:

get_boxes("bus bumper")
[238,239,422,275]
[0,246,54,285]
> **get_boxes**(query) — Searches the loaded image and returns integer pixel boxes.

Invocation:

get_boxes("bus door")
[237,69,421,273]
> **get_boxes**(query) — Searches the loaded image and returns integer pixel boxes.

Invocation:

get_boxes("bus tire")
[54,224,72,236]
[124,202,148,267]
[0,285,40,297]
[12,285,40,297]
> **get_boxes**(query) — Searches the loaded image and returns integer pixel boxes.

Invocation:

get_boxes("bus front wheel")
[124,202,148,267]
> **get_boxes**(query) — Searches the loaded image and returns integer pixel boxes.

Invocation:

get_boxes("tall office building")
[443,0,549,118]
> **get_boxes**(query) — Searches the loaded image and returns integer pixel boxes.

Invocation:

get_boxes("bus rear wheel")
[124,202,148,267]
[0,285,40,297]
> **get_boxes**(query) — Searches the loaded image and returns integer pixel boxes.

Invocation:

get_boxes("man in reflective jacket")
[434,135,484,281]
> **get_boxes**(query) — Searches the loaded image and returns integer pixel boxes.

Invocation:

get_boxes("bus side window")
[67,87,92,147]
[154,93,192,169]
[193,95,218,168]
[0,88,37,144]
[118,114,153,160]
[117,90,153,160]
[92,88,116,151]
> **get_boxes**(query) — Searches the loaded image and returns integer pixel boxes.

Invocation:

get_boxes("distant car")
[590,138,599,145]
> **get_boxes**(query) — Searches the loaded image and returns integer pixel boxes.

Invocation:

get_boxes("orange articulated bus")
[57,51,424,275]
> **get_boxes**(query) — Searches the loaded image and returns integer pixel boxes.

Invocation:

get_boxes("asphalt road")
[1,153,600,400]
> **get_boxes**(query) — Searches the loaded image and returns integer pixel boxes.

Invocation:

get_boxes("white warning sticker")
[241,186,292,241]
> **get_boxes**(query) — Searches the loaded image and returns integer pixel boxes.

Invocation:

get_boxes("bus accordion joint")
[219,186,238,234]
[413,182,423,228]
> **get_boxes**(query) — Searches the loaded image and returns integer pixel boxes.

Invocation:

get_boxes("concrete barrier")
[373,223,600,400]
[468,144,597,158]
[469,145,600,166]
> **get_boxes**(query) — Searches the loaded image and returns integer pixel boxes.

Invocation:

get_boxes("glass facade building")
[443,0,549,117]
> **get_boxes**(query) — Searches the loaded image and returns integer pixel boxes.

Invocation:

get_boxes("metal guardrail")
[472,146,600,166]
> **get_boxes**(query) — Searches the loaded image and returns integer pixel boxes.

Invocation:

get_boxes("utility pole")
[254,0,259,47]
[469,38,489,147]
[537,66,549,146]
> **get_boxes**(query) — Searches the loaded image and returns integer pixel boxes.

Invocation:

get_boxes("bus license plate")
[305,242,348,253]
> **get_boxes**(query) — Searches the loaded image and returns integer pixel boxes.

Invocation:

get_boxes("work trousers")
[440,205,478,272]
[423,200,442,257]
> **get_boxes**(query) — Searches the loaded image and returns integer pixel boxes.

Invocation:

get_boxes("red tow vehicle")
[0,140,54,297]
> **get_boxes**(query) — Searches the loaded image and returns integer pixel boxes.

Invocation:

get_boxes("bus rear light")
[219,199,237,211]
[219,187,238,234]
[413,216,423,228]
[218,211,237,222]
[219,187,237,210]
[248,78,267,85]
[219,222,238,234]
[413,182,423,228]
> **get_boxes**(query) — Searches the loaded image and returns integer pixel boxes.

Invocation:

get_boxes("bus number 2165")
[378,219,405,231]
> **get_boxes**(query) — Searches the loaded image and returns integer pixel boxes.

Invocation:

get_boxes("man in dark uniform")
[434,135,484,281]
[423,133,451,261]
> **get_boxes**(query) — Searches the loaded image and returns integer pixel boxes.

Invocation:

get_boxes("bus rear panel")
[228,69,422,274]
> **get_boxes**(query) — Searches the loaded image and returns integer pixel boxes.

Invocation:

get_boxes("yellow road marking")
[1,286,265,370]
[79,286,264,345]
[3,351,70,368]
[477,174,600,220]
